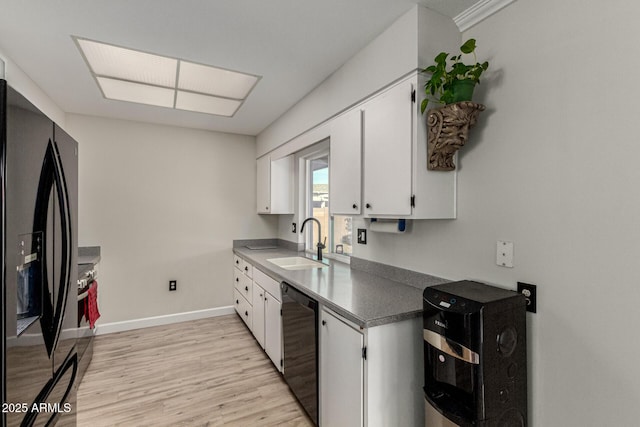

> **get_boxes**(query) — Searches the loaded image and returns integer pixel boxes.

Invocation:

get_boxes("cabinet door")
[270,155,294,214]
[252,284,266,349]
[320,309,363,427]
[264,292,282,372]
[256,155,271,214]
[330,108,362,215]
[362,81,413,217]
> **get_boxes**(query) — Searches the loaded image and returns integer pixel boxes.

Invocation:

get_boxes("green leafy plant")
[421,38,489,113]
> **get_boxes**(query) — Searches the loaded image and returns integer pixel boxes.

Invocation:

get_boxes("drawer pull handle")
[245,286,249,291]
[322,320,326,326]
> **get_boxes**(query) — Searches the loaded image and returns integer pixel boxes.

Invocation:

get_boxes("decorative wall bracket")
[426,101,485,171]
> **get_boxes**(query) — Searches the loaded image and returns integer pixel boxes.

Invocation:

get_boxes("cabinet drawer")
[233,268,244,292]
[234,289,253,330]
[238,274,252,302]
[234,269,252,294]
[242,262,253,279]
[253,268,281,302]
[233,254,243,271]
[233,255,253,278]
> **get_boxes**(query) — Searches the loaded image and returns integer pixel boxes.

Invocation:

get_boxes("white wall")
[66,114,278,324]
[356,1,640,425]
[260,1,640,425]
[0,49,66,125]
[256,6,459,157]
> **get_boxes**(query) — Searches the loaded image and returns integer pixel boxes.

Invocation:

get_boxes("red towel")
[86,280,101,329]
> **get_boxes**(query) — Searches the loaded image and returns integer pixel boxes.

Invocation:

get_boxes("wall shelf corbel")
[426,101,485,171]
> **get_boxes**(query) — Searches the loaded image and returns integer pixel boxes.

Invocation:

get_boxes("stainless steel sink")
[267,256,326,270]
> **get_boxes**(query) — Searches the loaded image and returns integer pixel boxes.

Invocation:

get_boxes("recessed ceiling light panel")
[175,91,242,117]
[77,38,177,87]
[178,61,259,99]
[74,36,260,117]
[97,77,175,108]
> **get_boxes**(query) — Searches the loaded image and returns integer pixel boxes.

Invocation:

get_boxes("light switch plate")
[496,240,514,268]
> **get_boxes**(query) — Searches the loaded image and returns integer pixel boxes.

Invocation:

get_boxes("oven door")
[77,281,96,364]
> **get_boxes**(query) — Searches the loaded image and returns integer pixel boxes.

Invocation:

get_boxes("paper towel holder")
[369,218,409,233]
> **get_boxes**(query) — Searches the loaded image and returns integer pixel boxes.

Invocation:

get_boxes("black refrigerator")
[1,79,79,426]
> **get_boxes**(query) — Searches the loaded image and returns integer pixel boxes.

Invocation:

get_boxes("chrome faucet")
[300,217,326,261]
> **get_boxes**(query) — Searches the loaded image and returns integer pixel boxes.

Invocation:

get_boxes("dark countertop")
[233,246,447,328]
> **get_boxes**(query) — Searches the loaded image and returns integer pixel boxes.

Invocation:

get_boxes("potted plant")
[421,39,489,171]
[420,38,489,114]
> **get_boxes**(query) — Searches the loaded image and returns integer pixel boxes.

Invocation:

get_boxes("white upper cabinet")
[360,74,456,219]
[256,155,271,214]
[256,154,294,214]
[362,79,413,217]
[259,72,456,220]
[330,108,362,215]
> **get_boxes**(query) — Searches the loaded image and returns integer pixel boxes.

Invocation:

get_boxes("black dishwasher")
[281,282,318,426]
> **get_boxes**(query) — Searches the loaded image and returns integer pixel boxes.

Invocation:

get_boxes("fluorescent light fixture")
[176,91,242,117]
[178,61,258,99]
[77,38,177,87]
[74,36,260,117]
[97,77,175,108]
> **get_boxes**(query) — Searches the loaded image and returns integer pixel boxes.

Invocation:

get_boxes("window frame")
[297,141,352,263]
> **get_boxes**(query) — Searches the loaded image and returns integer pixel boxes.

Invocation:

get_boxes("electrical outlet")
[292,222,296,233]
[169,280,177,291]
[357,228,367,244]
[517,282,536,313]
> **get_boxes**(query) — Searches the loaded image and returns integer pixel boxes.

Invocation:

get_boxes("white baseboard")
[94,306,235,336]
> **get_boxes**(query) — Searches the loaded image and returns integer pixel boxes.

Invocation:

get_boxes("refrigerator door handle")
[32,139,73,356]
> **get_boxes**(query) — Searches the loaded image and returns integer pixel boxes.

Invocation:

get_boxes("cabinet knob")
[352,203,358,209]
[322,320,326,326]
[245,286,249,291]
[265,206,269,210]
[366,203,371,209]
[236,260,239,264]
[236,299,239,304]
[245,311,248,316]
[236,277,239,282]
[244,266,248,271]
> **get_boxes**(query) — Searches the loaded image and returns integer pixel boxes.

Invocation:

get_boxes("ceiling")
[0,0,482,136]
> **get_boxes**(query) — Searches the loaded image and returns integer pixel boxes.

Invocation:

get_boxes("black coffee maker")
[423,281,527,426]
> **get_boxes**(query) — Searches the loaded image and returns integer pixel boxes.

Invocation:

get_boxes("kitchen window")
[303,146,352,259]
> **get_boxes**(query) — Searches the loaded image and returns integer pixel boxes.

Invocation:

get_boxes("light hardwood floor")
[77,314,313,426]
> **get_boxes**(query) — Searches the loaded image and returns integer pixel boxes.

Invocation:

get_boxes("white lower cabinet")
[320,308,364,427]
[233,254,283,372]
[320,307,424,427]
[264,291,282,370]
[252,284,266,348]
